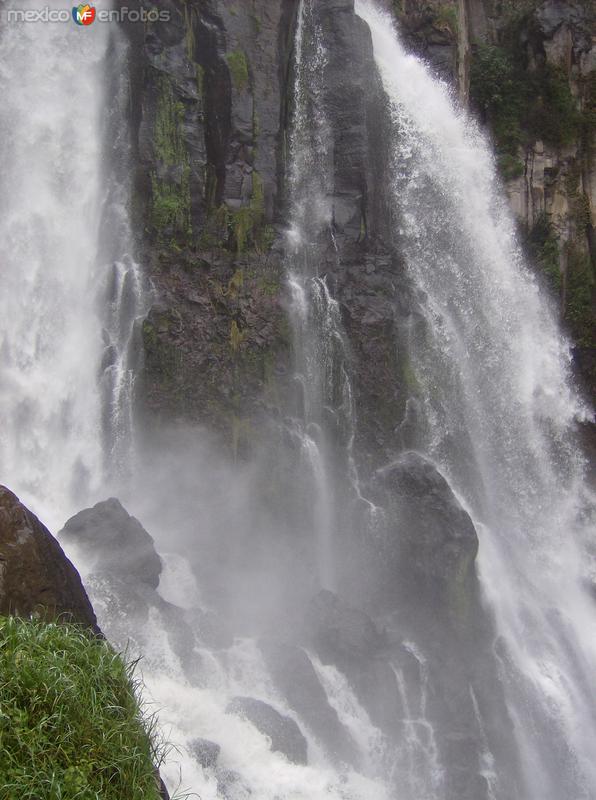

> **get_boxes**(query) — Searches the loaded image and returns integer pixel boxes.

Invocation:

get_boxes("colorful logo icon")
[72,4,96,25]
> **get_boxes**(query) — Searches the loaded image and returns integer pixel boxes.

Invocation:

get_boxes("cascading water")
[0,5,108,527]
[285,0,358,590]
[0,1,145,527]
[356,2,596,798]
[390,644,443,800]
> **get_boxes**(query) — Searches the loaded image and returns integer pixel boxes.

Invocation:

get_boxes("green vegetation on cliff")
[151,75,192,240]
[527,213,562,293]
[470,43,580,177]
[566,245,596,349]
[0,617,163,800]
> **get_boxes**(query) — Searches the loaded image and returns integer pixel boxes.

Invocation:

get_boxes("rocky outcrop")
[0,486,97,629]
[58,500,202,684]
[226,696,308,764]
[305,590,402,733]
[60,498,162,589]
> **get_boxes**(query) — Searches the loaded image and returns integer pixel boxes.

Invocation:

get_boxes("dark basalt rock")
[226,696,307,765]
[189,737,221,770]
[307,589,383,663]
[59,499,206,684]
[258,638,357,765]
[0,486,97,630]
[59,498,162,589]
[536,0,593,47]
[371,451,479,621]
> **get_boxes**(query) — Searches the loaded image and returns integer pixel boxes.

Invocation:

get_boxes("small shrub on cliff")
[0,617,164,800]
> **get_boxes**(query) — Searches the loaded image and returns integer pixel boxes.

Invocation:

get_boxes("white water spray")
[0,5,110,527]
[0,3,146,527]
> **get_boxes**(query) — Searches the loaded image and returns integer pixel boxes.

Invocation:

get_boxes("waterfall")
[356,3,596,798]
[0,2,146,528]
[1,2,594,799]
[285,0,363,591]
[0,5,107,527]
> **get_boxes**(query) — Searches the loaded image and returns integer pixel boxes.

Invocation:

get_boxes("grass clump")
[0,617,163,800]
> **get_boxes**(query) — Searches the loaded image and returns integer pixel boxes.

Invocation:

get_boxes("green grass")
[0,617,165,800]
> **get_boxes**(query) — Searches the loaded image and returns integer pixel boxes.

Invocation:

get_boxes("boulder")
[0,486,97,630]
[59,498,162,589]
[371,451,479,621]
[226,697,307,765]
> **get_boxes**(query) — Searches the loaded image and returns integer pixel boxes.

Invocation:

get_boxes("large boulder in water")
[371,451,479,622]
[59,498,162,589]
[0,486,98,629]
[226,696,307,765]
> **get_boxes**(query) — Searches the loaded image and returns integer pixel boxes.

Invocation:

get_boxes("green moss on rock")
[225,49,249,92]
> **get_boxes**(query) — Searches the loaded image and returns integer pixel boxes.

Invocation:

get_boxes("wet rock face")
[305,590,402,734]
[307,589,383,663]
[226,696,308,765]
[0,486,98,629]
[258,638,358,764]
